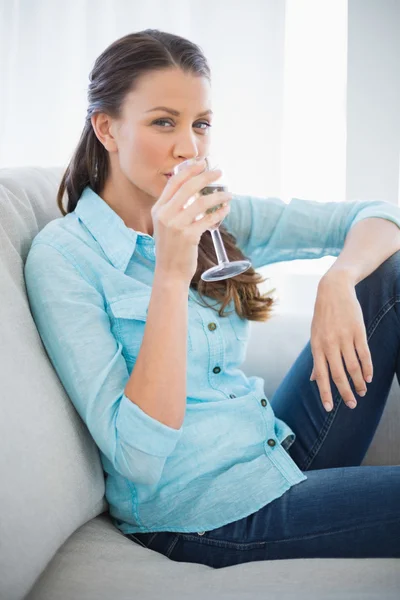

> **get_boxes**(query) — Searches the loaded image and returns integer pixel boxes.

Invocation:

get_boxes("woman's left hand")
[309,271,374,412]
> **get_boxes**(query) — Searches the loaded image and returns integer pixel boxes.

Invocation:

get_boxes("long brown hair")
[57,29,276,322]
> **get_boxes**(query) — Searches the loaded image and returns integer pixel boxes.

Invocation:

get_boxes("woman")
[24,29,400,569]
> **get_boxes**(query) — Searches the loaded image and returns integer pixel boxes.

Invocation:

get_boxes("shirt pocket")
[227,311,250,342]
[108,293,193,362]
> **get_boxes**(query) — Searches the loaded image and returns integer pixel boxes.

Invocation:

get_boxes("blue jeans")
[125,251,400,568]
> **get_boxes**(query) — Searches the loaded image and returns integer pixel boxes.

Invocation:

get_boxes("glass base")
[200,260,252,282]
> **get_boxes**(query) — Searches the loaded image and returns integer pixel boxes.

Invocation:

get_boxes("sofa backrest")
[0,167,107,600]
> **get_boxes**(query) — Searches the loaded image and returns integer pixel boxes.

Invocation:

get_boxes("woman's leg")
[127,251,400,568]
[138,464,400,568]
[271,248,400,471]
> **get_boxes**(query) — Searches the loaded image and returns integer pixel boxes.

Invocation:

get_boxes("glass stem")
[210,228,229,264]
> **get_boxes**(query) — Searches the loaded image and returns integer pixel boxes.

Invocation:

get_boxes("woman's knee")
[356,248,400,292]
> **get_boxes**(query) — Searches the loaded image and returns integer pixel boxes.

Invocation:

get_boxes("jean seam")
[302,296,400,471]
[126,534,149,549]
[365,297,400,341]
[165,535,180,558]
[147,533,158,547]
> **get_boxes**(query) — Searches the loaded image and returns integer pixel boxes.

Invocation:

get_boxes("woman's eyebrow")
[145,106,213,118]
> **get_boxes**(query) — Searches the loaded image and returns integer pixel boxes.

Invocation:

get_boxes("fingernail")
[323,402,333,412]
[366,376,373,383]
[348,400,357,409]
[174,159,196,175]
[358,390,366,397]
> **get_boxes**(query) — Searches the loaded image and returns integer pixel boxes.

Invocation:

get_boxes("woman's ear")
[91,113,118,153]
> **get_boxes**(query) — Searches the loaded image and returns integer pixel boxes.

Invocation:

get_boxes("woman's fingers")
[154,159,207,208]
[341,342,367,397]
[311,351,334,411]
[312,346,361,411]
[354,329,374,384]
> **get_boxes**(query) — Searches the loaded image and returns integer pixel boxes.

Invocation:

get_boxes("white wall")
[346,0,400,205]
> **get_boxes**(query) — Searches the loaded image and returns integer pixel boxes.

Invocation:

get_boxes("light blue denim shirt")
[24,187,400,535]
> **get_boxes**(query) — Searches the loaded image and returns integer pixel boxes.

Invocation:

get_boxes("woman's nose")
[173,133,200,161]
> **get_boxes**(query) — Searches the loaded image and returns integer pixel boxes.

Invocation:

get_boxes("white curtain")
[0,0,348,203]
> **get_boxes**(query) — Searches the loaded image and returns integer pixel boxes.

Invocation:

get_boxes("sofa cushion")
[26,513,400,600]
[0,167,107,600]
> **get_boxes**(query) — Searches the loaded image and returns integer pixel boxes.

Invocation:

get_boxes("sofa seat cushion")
[26,513,400,600]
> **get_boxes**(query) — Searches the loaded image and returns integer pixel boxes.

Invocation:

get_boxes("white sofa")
[1,166,399,600]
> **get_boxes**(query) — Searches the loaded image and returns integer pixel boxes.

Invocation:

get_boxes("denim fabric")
[128,251,400,566]
[24,185,400,536]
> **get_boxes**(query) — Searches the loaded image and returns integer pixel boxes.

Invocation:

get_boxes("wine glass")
[173,156,251,282]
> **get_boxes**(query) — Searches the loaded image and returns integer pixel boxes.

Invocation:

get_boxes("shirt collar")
[74,186,153,272]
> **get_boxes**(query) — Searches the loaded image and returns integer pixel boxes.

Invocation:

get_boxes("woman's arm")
[24,242,185,487]
[223,194,400,268]
[124,271,189,430]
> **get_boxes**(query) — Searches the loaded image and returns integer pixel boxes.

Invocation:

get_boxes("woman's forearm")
[124,271,189,430]
[324,217,400,285]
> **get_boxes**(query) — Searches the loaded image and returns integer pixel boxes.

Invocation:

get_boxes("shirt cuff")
[350,205,400,230]
[116,393,183,457]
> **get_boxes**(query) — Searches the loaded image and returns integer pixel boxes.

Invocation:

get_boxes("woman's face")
[109,67,213,201]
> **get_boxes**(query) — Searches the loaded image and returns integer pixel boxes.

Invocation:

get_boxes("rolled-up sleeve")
[24,242,182,486]
[224,195,400,269]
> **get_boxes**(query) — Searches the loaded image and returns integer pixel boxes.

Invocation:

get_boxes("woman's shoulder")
[29,211,97,261]
[26,212,102,289]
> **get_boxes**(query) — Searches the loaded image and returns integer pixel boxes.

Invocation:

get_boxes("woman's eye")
[195,121,212,131]
[153,119,173,127]
[152,119,212,132]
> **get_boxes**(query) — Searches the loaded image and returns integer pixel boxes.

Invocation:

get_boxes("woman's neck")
[100,175,154,236]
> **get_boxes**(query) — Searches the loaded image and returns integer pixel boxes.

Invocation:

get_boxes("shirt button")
[213,366,221,374]
[267,439,276,447]
[208,322,217,331]
[261,398,267,407]
[229,393,237,398]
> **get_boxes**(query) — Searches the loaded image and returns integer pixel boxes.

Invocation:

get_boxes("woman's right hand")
[151,159,233,284]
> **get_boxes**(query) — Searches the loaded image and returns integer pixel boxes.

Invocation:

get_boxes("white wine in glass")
[173,156,251,282]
